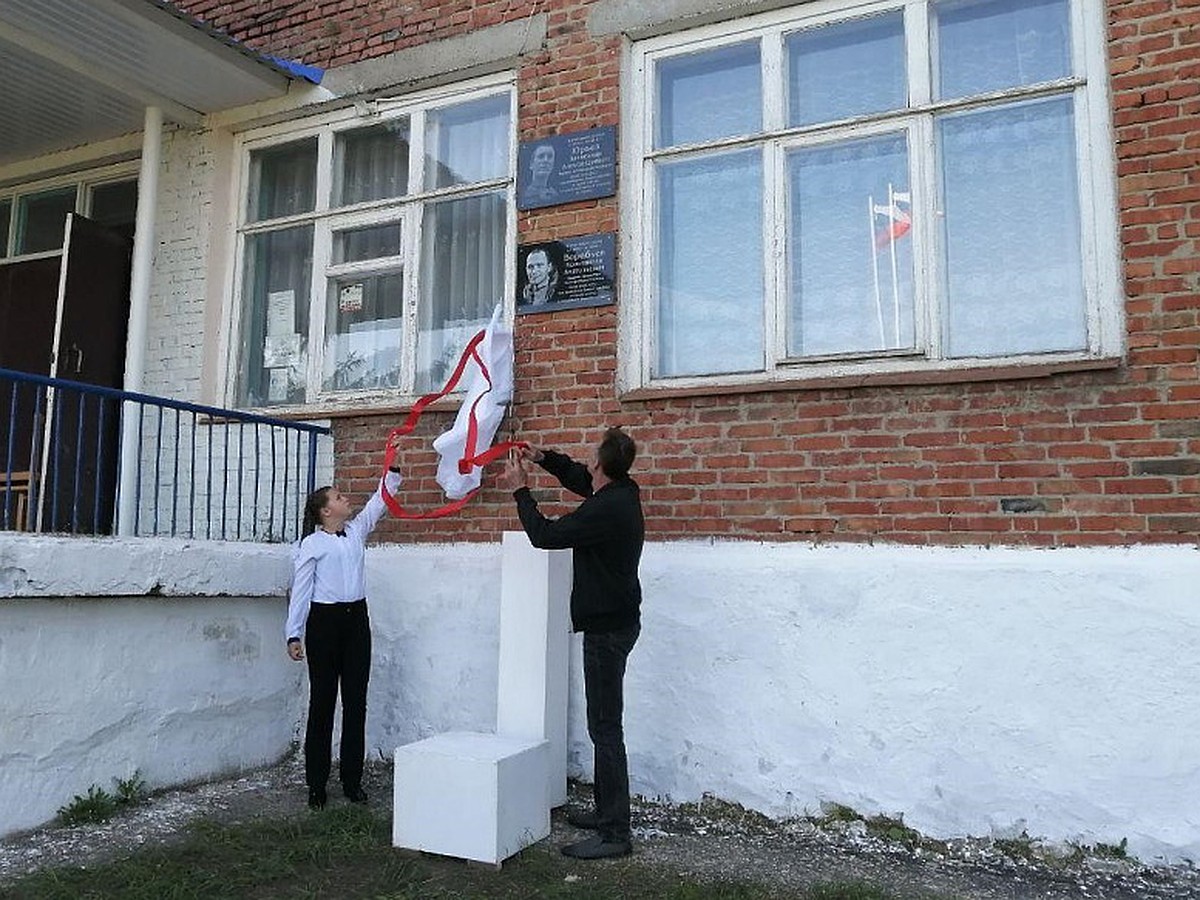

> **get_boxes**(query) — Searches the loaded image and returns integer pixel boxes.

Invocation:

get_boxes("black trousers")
[304,599,371,792]
[582,621,640,843]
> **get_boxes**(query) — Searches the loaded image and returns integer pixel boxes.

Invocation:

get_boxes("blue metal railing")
[1,367,331,541]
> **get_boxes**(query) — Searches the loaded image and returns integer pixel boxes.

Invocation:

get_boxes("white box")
[393,731,550,864]
[496,531,571,808]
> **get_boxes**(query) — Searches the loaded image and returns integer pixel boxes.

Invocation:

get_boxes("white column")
[495,531,573,807]
[117,105,162,536]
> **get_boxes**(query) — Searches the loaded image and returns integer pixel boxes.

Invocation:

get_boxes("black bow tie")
[336,529,347,537]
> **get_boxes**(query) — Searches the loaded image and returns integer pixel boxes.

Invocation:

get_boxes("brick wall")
[175,0,1200,547]
[176,0,541,69]
[143,128,216,402]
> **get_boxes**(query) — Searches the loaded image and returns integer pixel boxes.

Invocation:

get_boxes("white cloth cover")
[432,305,514,500]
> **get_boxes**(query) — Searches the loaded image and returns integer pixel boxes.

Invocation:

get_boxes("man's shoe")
[560,835,632,859]
[308,788,327,810]
[343,786,368,804]
[566,810,600,830]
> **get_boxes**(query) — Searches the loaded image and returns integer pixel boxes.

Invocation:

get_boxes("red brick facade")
[177,0,1200,547]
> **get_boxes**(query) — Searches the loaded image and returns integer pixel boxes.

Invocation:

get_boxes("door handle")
[68,343,84,374]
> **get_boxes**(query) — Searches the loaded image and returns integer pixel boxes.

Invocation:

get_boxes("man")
[521,247,559,306]
[522,142,558,207]
[502,427,644,859]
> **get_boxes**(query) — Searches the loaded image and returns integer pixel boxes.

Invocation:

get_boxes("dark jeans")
[583,621,640,843]
[304,599,371,793]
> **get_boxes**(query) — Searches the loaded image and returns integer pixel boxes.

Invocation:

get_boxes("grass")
[817,803,861,825]
[993,833,1038,863]
[56,773,148,826]
[1090,837,1129,860]
[863,814,921,849]
[0,804,935,900]
[811,804,947,857]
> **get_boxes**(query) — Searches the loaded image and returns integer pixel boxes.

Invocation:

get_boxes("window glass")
[238,226,313,407]
[233,87,514,408]
[939,96,1085,357]
[424,95,510,190]
[787,134,914,357]
[656,149,764,377]
[788,12,906,126]
[657,42,762,149]
[935,0,1071,100]
[0,200,11,257]
[334,120,410,206]
[15,188,76,254]
[89,180,138,239]
[333,222,402,264]
[323,271,403,392]
[416,192,505,392]
[247,139,317,222]
[632,2,1109,387]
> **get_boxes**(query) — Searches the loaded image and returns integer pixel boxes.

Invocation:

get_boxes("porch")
[1,1,327,541]
[1,366,332,540]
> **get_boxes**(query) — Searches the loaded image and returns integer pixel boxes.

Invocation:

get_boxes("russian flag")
[873,191,912,250]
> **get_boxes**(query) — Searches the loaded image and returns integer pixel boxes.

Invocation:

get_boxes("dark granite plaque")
[517,126,616,211]
[516,234,616,314]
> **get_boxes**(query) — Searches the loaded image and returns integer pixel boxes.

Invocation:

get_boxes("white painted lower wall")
[0,536,301,837]
[3,535,1198,863]
[631,542,1200,864]
[365,541,1200,864]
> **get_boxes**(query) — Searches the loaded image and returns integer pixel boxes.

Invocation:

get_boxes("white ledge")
[0,534,291,598]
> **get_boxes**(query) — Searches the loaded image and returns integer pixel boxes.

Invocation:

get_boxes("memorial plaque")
[517,126,616,211]
[516,233,616,314]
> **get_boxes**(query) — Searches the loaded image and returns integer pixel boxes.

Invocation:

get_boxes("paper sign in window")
[268,369,290,402]
[266,289,295,336]
[339,283,365,313]
[263,333,301,369]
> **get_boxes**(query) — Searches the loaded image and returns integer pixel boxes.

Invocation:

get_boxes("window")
[231,81,514,409]
[88,180,139,240]
[624,0,1119,389]
[0,171,137,259]
[15,188,77,255]
[0,199,10,257]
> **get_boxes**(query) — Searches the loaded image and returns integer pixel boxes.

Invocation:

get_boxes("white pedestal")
[496,531,571,808]
[393,732,550,865]
[392,532,571,864]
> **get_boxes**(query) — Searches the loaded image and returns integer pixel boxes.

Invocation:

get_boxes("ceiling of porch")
[0,0,320,169]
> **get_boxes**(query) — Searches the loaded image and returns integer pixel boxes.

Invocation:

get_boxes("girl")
[286,442,402,810]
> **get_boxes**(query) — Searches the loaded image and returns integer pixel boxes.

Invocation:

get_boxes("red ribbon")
[380,327,525,520]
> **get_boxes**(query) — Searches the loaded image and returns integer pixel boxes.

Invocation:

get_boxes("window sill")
[619,354,1123,402]
[204,394,464,424]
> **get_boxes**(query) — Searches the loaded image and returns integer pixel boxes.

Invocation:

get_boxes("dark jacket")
[513,449,644,633]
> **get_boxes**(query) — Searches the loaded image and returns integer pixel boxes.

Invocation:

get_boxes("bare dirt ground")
[1,754,1197,899]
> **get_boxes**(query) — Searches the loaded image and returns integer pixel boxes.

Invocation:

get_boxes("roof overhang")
[0,0,322,168]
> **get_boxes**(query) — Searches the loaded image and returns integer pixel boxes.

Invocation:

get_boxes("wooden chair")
[0,470,31,531]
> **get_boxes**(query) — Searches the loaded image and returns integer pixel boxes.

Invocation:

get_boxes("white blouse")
[285,471,401,642]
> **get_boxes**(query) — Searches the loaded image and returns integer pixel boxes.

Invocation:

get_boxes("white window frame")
[619,0,1121,395]
[222,73,518,414]
[0,163,140,262]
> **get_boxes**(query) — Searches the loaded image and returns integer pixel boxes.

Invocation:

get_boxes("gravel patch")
[2,754,1198,899]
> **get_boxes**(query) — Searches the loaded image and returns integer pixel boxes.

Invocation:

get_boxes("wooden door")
[42,215,133,533]
[0,256,59,376]
[0,256,60,524]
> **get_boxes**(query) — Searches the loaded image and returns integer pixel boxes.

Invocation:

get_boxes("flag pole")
[869,194,884,346]
[887,182,901,348]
